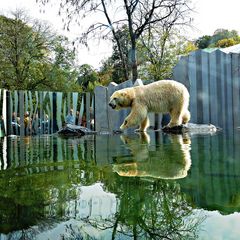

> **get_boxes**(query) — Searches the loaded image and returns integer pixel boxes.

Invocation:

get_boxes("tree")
[101,26,197,82]
[0,10,50,90]
[138,31,197,80]
[0,10,81,92]
[195,35,211,49]
[37,0,193,82]
[196,29,240,49]
[77,64,99,91]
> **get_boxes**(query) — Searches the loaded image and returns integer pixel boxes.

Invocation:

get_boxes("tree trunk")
[131,44,138,82]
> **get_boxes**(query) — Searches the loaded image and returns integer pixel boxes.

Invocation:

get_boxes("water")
[0,130,240,240]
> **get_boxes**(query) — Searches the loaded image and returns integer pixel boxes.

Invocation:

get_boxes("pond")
[0,130,240,239]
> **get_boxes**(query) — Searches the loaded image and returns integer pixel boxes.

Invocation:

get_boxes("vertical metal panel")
[52,92,57,132]
[108,82,119,131]
[39,92,43,135]
[9,92,13,135]
[188,51,197,123]
[86,92,91,129]
[225,54,233,132]
[34,91,39,135]
[72,92,78,125]
[94,86,109,132]
[79,95,84,125]
[91,94,95,130]
[49,92,53,134]
[209,51,218,125]
[232,53,240,129]
[219,51,226,129]
[196,50,203,123]
[56,92,63,130]
[19,91,25,136]
[201,51,210,123]
[216,50,223,127]
[28,91,33,135]
[173,55,190,89]
[116,80,133,131]
[2,90,7,135]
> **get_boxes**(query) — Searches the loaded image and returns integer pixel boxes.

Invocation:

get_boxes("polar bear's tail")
[182,109,191,124]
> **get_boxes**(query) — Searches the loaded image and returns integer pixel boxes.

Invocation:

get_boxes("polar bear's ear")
[120,91,127,97]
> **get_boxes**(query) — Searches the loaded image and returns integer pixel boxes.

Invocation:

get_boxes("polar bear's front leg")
[168,109,182,128]
[136,116,149,132]
[120,104,148,130]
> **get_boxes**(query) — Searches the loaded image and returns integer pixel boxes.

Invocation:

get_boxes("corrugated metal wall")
[173,49,240,131]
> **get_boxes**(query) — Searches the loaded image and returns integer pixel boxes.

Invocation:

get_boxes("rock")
[162,123,218,134]
[58,124,97,137]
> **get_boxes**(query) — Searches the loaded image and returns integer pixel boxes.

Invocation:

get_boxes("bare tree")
[37,0,193,82]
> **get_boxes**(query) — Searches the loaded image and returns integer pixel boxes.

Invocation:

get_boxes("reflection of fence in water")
[0,136,95,171]
[0,89,94,136]
[180,133,240,213]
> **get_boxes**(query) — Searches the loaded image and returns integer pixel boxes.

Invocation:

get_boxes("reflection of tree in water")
[99,178,202,239]
[0,134,205,239]
[82,133,204,239]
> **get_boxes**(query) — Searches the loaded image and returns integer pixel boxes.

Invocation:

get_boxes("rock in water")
[162,123,218,134]
[58,124,97,137]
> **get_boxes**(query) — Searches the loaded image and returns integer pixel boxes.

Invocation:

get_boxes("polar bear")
[112,133,191,179]
[108,80,190,131]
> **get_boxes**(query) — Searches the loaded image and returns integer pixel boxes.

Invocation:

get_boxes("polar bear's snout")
[109,100,116,109]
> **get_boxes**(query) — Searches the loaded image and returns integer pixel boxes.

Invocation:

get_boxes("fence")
[0,89,94,136]
[1,47,239,136]
[95,47,240,133]
[173,48,240,131]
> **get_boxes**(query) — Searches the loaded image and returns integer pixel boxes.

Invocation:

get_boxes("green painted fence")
[0,89,94,136]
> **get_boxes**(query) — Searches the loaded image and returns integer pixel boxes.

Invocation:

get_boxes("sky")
[1,0,240,68]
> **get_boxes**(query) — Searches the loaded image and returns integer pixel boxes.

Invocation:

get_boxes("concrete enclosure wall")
[173,49,240,131]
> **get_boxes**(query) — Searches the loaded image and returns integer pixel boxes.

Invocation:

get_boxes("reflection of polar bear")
[113,133,191,180]
[109,80,190,131]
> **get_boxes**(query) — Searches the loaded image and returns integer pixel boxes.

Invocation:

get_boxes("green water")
[0,130,240,239]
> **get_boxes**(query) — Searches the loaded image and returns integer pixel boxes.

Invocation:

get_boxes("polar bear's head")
[109,89,134,110]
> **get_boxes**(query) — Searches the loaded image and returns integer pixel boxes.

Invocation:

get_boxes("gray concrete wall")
[173,49,240,130]
[94,79,162,132]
